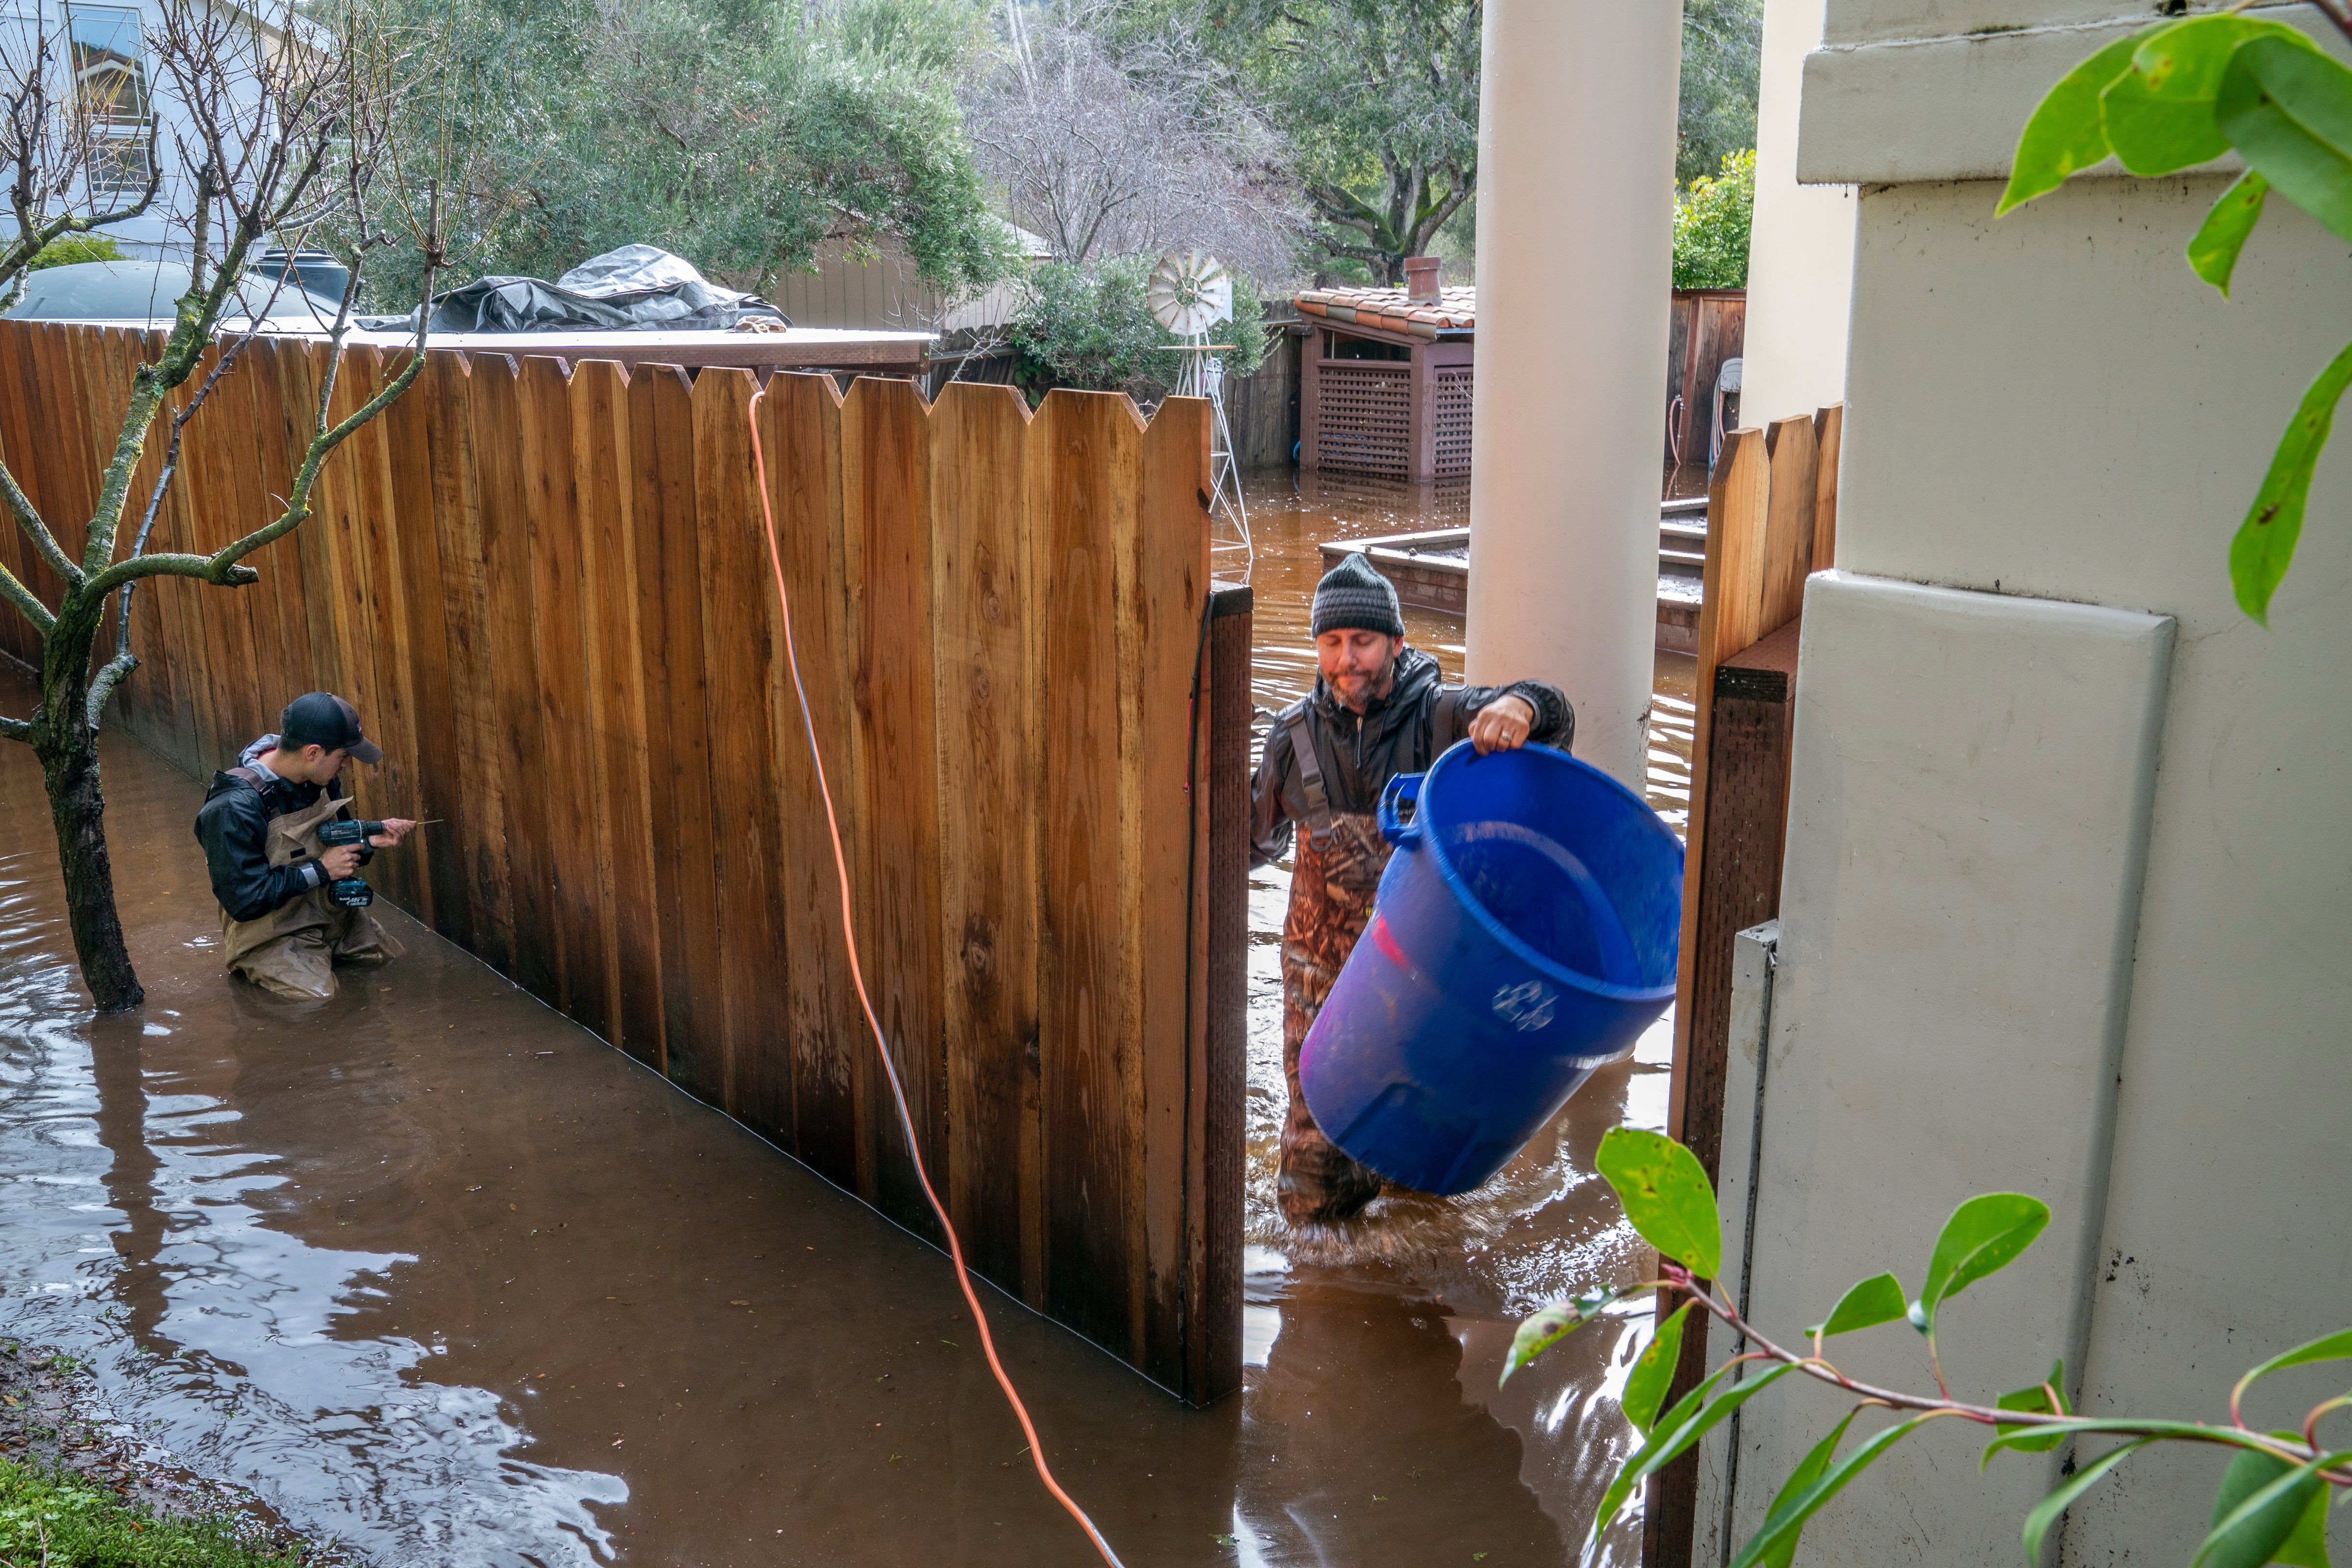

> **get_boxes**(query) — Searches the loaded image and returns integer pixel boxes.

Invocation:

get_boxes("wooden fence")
[0,320,1250,1405]
[1648,404,1842,1566]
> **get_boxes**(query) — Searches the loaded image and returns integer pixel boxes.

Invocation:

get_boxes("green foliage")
[1594,1127,1720,1278]
[0,1458,306,1566]
[1673,149,1755,291]
[27,236,126,270]
[1514,1129,2352,1566]
[2003,13,2352,623]
[357,0,1010,310]
[1680,0,1765,187]
[1007,256,1266,404]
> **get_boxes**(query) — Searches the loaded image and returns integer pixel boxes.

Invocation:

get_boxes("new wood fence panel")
[841,376,947,1237]
[1813,403,1843,571]
[692,366,793,1131]
[1761,415,1819,636]
[763,371,866,1195]
[512,356,599,1030]
[1133,398,1210,1387]
[930,380,1042,1301]
[1036,389,1142,1359]
[571,358,662,1068]
[4,324,1243,1406]
[630,363,725,1099]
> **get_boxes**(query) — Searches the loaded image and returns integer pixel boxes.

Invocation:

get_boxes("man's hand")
[320,844,364,879]
[1468,694,1536,755]
[371,818,416,847]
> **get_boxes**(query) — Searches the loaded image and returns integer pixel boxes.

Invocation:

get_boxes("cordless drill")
[316,818,385,908]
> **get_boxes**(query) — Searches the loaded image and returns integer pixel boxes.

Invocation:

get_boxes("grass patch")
[0,1457,307,1568]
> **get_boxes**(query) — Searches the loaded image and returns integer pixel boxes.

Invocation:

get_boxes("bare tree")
[0,0,459,1012]
[964,0,1302,281]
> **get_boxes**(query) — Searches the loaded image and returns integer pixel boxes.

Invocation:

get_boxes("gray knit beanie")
[1311,551,1404,637]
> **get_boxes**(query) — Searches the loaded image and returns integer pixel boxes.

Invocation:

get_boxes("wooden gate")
[0,322,1251,1404]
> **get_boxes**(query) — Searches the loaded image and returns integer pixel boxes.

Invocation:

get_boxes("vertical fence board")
[572,359,662,1065]
[471,353,560,1003]
[279,346,347,753]
[426,352,508,963]
[1194,587,1253,1405]
[1133,398,1209,1386]
[380,350,460,939]
[348,349,427,911]
[519,356,606,1032]
[841,376,946,1234]
[1036,390,1141,1355]
[693,367,792,1129]
[1812,403,1843,572]
[764,372,865,1193]
[930,381,1039,1297]
[1760,415,1819,635]
[630,364,724,1096]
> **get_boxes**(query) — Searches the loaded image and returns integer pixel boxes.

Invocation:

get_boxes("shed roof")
[1296,284,1474,339]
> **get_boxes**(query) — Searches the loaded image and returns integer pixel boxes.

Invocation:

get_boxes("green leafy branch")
[1508,1128,2352,1567]
[2001,5,2352,624]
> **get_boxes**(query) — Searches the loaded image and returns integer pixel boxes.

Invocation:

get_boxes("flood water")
[0,469,1694,1567]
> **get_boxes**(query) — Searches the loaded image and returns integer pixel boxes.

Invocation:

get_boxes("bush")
[1673,148,1754,291]
[1007,256,1268,406]
[28,235,126,270]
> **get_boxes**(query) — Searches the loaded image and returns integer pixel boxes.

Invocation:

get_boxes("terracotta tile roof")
[1295,284,1474,338]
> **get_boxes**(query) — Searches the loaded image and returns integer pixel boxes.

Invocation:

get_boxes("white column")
[1737,0,1857,425]
[1466,0,1683,792]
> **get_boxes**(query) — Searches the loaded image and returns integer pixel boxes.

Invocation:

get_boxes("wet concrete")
[0,475,1690,1565]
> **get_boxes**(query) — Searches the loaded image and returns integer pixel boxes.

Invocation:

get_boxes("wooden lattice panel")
[1433,368,1474,478]
[1314,364,1412,477]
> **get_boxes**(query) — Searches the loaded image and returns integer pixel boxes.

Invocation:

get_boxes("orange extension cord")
[747,407,1128,1568]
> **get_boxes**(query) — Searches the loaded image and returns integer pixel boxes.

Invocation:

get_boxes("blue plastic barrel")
[1298,741,1683,1195]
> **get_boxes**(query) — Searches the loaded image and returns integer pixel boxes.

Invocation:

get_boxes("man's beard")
[1327,655,1398,708]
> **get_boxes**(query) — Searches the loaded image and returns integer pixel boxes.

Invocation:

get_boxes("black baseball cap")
[279,692,383,764]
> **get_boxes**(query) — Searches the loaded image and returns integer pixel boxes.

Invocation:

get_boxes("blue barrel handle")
[1378,771,1425,847]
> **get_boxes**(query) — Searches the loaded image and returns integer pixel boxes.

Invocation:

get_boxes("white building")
[1702,0,2352,1561]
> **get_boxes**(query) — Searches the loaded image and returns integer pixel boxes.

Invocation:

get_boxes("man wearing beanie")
[1250,552,1572,1229]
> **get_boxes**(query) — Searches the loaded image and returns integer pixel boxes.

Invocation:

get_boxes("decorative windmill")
[1147,249,1250,575]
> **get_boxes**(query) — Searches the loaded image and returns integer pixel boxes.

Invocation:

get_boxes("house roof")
[1296,284,1474,339]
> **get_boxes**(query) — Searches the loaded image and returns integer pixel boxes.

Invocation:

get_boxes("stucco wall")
[1739,12,2352,1559]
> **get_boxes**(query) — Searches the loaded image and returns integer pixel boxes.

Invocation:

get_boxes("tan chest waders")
[219,779,401,999]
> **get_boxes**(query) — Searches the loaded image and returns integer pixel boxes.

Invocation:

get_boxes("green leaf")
[1999,30,2151,215]
[2021,1438,2152,1564]
[2234,1327,2352,1406]
[1596,1128,1721,1279]
[1591,1362,1800,1542]
[2276,1473,2333,1568]
[2194,1449,2351,1568]
[2102,18,2318,177]
[1994,1358,2072,1454]
[1747,1410,1861,1568]
[1809,1273,1907,1339]
[2220,36,2352,246]
[2229,337,2352,624]
[1914,1194,2051,1333]
[1623,1303,1694,1436]
[2189,171,2270,295]
[1501,1288,1620,1386]
[1726,1417,1934,1568]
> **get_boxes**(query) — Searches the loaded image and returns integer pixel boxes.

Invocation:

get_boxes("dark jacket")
[1250,647,1571,865]
[192,735,352,922]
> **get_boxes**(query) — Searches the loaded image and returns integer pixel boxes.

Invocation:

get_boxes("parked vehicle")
[4,259,343,327]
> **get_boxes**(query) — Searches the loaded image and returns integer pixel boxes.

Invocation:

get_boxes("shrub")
[1007,256,1269,406]
[1673,148,1755,291]
[28,235,127,270]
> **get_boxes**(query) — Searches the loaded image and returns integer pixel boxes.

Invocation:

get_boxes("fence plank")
[572,358,662,1066]
[1760,415,1818,636]
[426,351,508,962]
[1812,403,1843,573]
[629,363,724,1097]
[471,353,560,1003]
[345,348,426,912]
[1192,586,1253,1405]
[840,376,946,1235]
[381,349,462,941]
[1133,396,1209,1386]
[515,355,604,1030]
[930,381,1040,1298]
[1036,389,1142,1356]
[764,371,865,1193]
[693,366,790,1128]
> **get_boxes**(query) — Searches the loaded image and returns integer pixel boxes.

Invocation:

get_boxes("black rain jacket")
[1250,647,1572,866]
[192,734,353,922]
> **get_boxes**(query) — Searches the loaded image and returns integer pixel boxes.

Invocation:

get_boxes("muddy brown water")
[0,472,1692,1566]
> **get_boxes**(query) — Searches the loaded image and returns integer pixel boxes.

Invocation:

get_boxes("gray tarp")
[362,245,788,334]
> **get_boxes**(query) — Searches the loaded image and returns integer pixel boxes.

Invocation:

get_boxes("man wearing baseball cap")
[192,692,415,999]
[1250,552,1573,1229]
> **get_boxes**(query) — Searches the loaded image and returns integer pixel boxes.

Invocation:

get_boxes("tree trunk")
[34,589,144,1011]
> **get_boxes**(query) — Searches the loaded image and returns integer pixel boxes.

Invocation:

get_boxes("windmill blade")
[1148,250,1232,336]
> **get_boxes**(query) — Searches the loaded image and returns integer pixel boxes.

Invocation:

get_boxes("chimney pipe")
[1403,256,1441,304]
